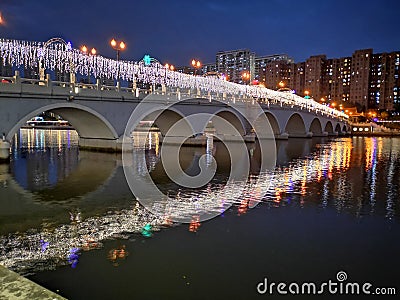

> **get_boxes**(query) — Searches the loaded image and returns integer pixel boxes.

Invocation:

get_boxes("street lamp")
[165,63,175,71]
[242,71,250,85]
[80,45,97,84]
[304,90,310,99]
[191,59,201,75]
[110,38,126,87]
[162,64,175,93]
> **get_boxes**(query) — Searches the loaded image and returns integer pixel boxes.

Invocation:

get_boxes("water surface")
[1,129,399,299]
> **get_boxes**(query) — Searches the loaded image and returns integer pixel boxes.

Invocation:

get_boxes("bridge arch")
[284,113,307,137]
[342,124,348,132]
[324,121,334,134]
[151,109,191,137]
[211,109,247,137]
[7,103,118,142]
[264,112,280,135]
[309,118,323,135]
[335,123,342,134]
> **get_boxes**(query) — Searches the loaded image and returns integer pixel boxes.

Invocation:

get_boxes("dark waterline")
[1,129,399,299]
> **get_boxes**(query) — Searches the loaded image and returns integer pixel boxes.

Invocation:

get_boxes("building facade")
[289,62,305,96]
[201,63,217,75]
[255,54,293,84]
[216,49,255,84]
[304,55,327,101]
[178,47,400,112]
[369,52,400,111]
[349,49,372,109]
[264,60,292,90]
[325,57,351,103]
[285,49,400,111]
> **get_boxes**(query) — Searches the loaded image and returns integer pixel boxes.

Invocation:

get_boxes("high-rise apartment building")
[325,57,351,103]
[283,49,399,111]
[264,60,292,90]
[255,54,293,84]
[290,62,305,95]
[180,50,292,85]
[180,47,400,112]
[216,49,255,84]
[201,63,217,75]
[369,52,400,111]
[304,55,327,102]
[349,49,372,108]
[176,66,195,75]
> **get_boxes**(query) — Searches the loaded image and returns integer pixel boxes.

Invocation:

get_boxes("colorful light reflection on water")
[0,130,399,299]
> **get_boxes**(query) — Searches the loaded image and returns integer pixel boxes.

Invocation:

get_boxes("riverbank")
[0,264,66,299]
[351,131,400,137]
[21,125,75,130]
[350,122,400,137]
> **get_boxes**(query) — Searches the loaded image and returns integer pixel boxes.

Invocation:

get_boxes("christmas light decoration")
[0,38,348,119]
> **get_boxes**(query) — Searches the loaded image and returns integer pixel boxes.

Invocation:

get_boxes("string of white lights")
[0,38,348,119]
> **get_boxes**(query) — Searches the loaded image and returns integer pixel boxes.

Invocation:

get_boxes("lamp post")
[165,63,175,71]
[80,45,97,84]
[163,63,175,94]
[110,38,126,88]
[164,63,175,79]
[242,71,250,85]
[191,59,201,75]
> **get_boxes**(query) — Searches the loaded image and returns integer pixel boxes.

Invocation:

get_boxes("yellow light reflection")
[154,133,159,156]
[57,130,62,152]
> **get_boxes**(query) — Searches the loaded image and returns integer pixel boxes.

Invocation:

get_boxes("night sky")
[0,0,399,66]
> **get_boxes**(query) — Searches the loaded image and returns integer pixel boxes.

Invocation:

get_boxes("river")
[0,128,399,299]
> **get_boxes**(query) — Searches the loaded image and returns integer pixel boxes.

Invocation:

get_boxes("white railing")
[0,38,348,120]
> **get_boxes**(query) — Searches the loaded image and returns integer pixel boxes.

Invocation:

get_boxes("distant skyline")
[1,0,399,66]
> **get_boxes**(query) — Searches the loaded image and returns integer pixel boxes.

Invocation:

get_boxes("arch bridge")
[0,38,349,160]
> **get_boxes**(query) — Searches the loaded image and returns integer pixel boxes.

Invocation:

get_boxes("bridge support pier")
[312,131,329,137]
[160,134,257,146]
[287,131,313,138]
[214,134,249,143]
[160,135,208,147]
[79,137,121,152]
[276,132,289,140]
[0,141,11,162]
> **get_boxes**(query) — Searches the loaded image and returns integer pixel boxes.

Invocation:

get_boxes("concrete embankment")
[0,265,66,300]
